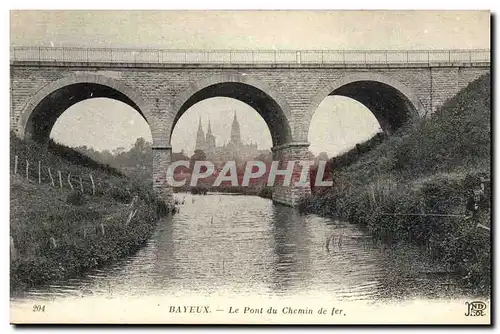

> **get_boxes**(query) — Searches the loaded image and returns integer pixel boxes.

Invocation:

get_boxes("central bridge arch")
[170,74,293,147]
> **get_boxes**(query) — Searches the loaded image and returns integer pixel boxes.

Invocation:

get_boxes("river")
[11,193,473,306]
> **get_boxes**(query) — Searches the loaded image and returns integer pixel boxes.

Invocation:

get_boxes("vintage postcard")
[9,10,491,324]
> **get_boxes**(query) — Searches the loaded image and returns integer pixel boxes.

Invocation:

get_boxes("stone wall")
[271,142,312,206]
[430,66,489,113]
[152,146,173,204]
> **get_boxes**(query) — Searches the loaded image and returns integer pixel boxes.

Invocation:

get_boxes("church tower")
[206,119,216,156]
[195,117,206,152]
[230,111,242,152]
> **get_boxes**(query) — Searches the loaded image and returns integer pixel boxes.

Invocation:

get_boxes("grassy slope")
[301,74,491,293]
[10,135,169,291]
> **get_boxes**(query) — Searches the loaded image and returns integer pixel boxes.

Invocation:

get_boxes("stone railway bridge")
[10,47,490,206]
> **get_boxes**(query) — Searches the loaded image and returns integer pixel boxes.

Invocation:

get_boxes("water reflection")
[11,193,472,304]
[269,205,312,293]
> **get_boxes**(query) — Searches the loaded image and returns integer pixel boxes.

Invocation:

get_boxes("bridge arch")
[305,73,427,137]
[17,73,152,143]
[171,74,293,147]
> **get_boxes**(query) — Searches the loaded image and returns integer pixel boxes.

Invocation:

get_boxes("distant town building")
[195,112,267,164]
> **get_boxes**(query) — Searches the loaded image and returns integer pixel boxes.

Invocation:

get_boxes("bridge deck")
[10,47,490,67]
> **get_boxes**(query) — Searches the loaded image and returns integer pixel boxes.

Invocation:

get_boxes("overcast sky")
[11,10,490,158]
[11,11,490,50]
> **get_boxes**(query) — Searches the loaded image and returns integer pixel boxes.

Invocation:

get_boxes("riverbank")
[10,135,173,291]
[300,74,491,294]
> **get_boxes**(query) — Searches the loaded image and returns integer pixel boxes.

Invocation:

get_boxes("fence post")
[26,160,29,180]
[50,236,57,249]
[58,170,63,188]
[14,155,18,174]
[125,209,138,226]
[48,167,55,187]
[38,161,41,184]
[67,173,74,190]
[79,176,84,193]
[10,236,17,261]
[89,173,96,195]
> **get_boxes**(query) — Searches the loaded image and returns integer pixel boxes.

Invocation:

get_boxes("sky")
[10,11,490,50]
[11,10,490,158]
[171,98,272,155]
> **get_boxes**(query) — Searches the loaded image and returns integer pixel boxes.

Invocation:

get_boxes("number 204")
[33,305,45,312]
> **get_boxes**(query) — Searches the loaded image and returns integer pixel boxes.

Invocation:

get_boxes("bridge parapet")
[10,47,490,67]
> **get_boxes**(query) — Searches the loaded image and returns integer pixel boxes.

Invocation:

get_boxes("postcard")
[9,10,491,324]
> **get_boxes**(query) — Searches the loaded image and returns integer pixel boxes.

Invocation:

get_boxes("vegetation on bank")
[300,74,491,294]
[10,135,172,291]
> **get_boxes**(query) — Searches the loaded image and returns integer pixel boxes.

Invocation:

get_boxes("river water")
[11,193,473,305]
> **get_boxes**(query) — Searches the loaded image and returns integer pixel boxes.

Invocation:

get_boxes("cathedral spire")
[195,116,205,152]
[230,110,241,149]
[198,116,203,131]
[207,118,212,135]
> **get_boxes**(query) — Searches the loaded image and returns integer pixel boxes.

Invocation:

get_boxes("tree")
[190,149,207,171]
[172,151,190,162]
[113,147,126,155]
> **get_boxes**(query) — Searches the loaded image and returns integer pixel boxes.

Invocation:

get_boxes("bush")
[190,186,208,195]
[259,186,273,199]
[108,186,132,203]
[66,190,85,205]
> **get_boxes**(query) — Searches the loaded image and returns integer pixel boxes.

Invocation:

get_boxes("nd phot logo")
[465,301,487,317]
